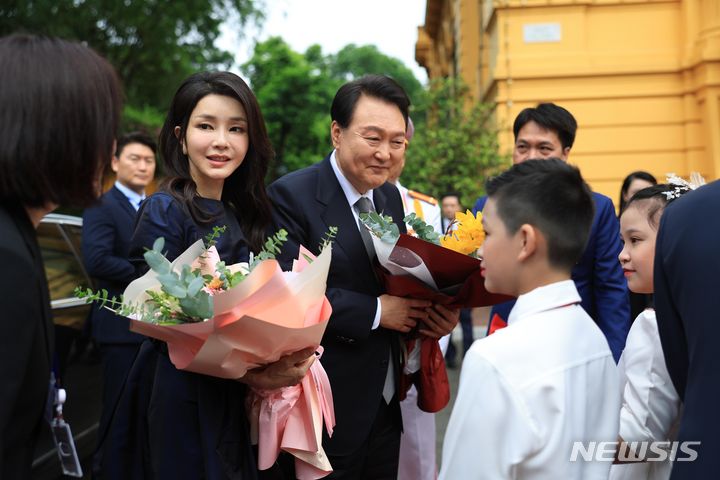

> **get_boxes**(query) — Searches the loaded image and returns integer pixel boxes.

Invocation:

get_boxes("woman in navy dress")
[99,72,315,479]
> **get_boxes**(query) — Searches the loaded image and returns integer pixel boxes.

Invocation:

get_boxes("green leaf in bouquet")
[359,212,400,243]
[250,228,289,269]
[381,230,398,243]
[179,293,213,321]
[404,213,441,244]
[144,249,172,275]
[204,225,227,249]
[74,286,124,310]
[158,273,187,298]
[179,264,193,283]
[152,237,165,254]
[187,275,205,297]
[319,226,338,250]
[228,270,246,287]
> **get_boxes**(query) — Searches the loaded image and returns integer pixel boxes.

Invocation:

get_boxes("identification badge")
[50,417,83,477]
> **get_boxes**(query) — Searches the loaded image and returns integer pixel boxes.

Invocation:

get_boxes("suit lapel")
[316,157,377,280]
[375,182,406,234]
[110,185,138,221]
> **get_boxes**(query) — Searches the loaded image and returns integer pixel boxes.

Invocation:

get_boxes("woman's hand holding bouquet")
[76,226,339,479]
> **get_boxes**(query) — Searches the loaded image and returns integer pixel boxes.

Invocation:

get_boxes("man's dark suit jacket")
[268,155,406,456]
[82,185,143,344]
[654,180,720,478]
[0,202,54,478]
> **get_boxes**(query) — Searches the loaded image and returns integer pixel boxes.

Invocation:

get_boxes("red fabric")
[398,338,450,413]
[416,337,450,412]
[488,313,507,335]
[376,234,512,309]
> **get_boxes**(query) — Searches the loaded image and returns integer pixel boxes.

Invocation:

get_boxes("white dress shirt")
[114,180,145,211]
[440,280,620,480]
[609,309,681,480]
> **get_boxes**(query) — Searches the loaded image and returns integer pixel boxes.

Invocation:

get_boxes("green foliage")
[75,227,298,325]
[121,104,165,135]
[209,261,246,288]
[0,0,262,131]
[249,228,288,268]
[404,213,441,245]
[403,78,509,209]
[204,225,228,249]
[242,38,426,182]
[143,237,213,322]
[74,287,125,311]
[242,37,339,180]
[329,44,425,111]
[359,212,400,244]
[320,226,338,251]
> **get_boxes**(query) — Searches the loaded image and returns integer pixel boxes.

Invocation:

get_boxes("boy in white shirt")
[440,158,621,479]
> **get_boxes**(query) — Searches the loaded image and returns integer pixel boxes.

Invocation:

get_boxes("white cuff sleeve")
[371,297,382,330]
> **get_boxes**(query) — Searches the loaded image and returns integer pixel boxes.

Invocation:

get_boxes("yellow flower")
[440,210,485,256]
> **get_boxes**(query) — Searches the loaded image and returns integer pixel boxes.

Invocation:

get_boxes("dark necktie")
[355,196,395,403]
[355,196,376,261]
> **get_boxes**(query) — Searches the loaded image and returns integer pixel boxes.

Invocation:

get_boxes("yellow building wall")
[417,0,720,204]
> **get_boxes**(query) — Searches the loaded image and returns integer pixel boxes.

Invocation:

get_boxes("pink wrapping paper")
[122,242,336,477]
[125,243,333,378]
[247,347,335,479]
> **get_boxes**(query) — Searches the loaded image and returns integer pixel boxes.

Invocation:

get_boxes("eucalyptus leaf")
[161,282,187,299]
[152,237,165,253]
[144,250,171,275]
[187,275,205,297]
[180,294,213,320]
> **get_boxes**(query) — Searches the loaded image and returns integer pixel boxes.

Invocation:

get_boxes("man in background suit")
[654,180,720,479]
[268,75,458,479]
[81,131,156,468]
[472,103,629,361]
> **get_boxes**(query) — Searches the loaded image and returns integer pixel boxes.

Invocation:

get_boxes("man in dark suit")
[472,103,630,361]
[81,131,156,463]
[654,180,720,478]
[268,75,458,479]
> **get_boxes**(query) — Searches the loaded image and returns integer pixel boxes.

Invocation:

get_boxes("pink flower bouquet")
[77,230,337,478]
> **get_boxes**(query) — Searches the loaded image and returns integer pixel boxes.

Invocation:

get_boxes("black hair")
[485,158,595,271]
[622,183,691,229]
[619,170,657,213]
[330,74,410,129]
[440,192,462,204]
[513,103,577,150]
[158,71,273,251]
[116,131,157,156]
[0,34,122,208]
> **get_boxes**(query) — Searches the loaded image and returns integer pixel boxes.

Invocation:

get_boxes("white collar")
[330,150,374,207]
[114,180,145,210]
[508,280,581,325]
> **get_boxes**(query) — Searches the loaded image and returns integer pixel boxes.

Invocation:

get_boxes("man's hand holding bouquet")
[360,210,511,412]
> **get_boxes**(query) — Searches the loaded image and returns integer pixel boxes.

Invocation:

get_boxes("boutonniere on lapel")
[359,211,511,413]
[76,226,340,478]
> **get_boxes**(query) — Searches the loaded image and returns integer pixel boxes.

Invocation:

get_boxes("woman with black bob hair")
[0,34,122,478]
[100,71,315,479]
